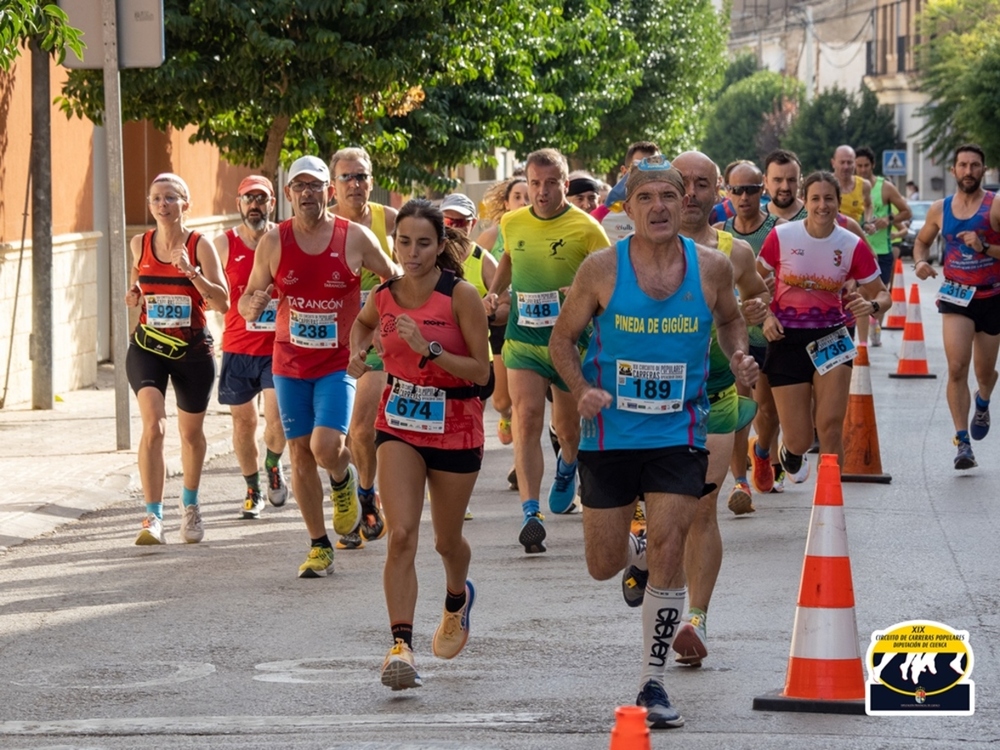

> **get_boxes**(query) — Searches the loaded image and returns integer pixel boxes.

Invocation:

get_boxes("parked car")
[897,200,941,263]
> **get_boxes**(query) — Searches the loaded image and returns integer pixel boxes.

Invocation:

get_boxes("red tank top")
[136,229,212,356]
[374,271,485,450]
[272,217,359,378]
[222,228,277,356]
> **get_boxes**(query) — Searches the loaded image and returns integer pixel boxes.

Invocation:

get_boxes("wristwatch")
[871,300,880,314]
[418,341,443,368]
[983,241,992,254]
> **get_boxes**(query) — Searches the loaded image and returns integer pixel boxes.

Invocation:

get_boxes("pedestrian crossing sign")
[883,150,907,176]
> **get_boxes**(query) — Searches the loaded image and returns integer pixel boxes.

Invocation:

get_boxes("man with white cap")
[239,155,401,578]
[215,175,288,520]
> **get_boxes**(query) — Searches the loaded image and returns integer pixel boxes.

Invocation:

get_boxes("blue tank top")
[580,236,713,451]
[942,192,1000,298]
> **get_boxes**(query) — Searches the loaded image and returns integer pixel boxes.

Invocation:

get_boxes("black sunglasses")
[728,184,763,196]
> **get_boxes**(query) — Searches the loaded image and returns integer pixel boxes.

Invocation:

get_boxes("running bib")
[517,291,560,328]
[145,294,191,328]
[360,290,370,309]
[289,309,338,348]
[384,379,446,433]
[616,360,686,413]
[247,298,278,332]
[806,327,856,375]
[936,279,975,307]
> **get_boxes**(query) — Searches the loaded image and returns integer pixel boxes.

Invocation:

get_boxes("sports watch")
[419,341,443,368]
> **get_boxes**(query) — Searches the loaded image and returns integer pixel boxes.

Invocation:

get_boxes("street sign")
[883,150,907,176]
[59,0,164,69]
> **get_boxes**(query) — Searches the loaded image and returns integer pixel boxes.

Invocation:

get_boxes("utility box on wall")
[59,0,165,69]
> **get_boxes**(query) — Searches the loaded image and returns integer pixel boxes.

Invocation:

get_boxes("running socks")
[181,487,199,507]
[330,472,350,489]
[522,499,540,518]
[265,449,282,470]
[359,485,375,500]
[956,430,970,444]
[640,586,687,688]
[391,622,414,649]
[976,393,990,411]
[754,442,770,460]
[311,535,332,549]
[244,472,261,492]
[146,502,163,519]
[445,588,467,613]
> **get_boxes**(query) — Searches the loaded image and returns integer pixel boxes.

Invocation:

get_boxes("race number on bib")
[384,379,446,433]
[806,326,856,375]
[616,360,686,413]
[247,298,278,332]
[360,290,370,310]
[145,294,191,328]
[517,290,560,328]
[936,279,975,307]
[289,309,338,348]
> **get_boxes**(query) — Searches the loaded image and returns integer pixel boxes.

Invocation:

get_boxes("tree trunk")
[261,114,290,184]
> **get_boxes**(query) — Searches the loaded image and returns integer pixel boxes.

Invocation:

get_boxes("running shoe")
[519,512,546,554]
[727,480,755,516]
[622,531,648,607]
[298,546,334,578]
[747,435,774,493]
[954,439,977,470]
[630,502,647,537]
[548,455,578,514]
[432,580,476,659]
[971,391,991,441]
[359,492,386,541]
[636,680,684,729]
[779,444,810,483]
[771,467,786,493]
[331,465,361,535]
[381,639,422,690]
[241,488,265,520]
[135,513,166,545]
[870,318,882,347]
[673,612,708,667]
[497,417,513,445]
[464,507,474,521]
[507,465,518,491]
[335,531,365,550]
[179,503,204,544]
[266,463,288,507]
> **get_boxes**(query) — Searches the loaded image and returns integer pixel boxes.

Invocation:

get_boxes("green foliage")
[0,0,83,69]
[915,0,1000,165]
[782,85,898,173]
[570,0,728,175]
[720,49,759,93]
[701,70,803,170]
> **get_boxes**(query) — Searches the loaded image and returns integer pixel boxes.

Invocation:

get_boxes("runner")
[239,156,400,578]
[126,173,229,545]
[550,156,758,728]
[854,146,912,346]
[348,199,491,691]
[912,143,1000,470]
[215,175,288,520]
[566,171,601,214]
[757,171,891,474]
[484,148,610,554]
[329,147,395,551]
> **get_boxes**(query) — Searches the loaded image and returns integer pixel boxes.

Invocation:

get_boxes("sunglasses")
[240,193,271,205]
[728,184,763,196]
[443,216,472,229]
[289,181,327,193]
[336,172,370,184]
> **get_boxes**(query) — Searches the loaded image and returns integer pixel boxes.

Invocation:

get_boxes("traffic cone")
[609,705,650,749]
[883,259,907,330]
[753,454,866,715]
[841,345,891,484]
[888,284,936,379]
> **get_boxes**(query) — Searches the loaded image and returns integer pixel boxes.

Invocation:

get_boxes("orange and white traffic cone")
[609,705,650,750]
[889,284,936,379]
[842,345,891,484]
[753,454,866,715]
[883,259,908,330]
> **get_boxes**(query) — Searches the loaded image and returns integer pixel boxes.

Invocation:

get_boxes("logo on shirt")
[282,270,299,286]
[833,249,843,267]
[324,271,346,289]
[791,247,806,256]
[549,238,566,256]
[234,255,246,262]
[380,313,398,334]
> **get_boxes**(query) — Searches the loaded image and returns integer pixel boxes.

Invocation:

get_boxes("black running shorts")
[577,446,710,509]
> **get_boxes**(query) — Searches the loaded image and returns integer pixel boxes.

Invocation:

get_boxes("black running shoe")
[518,513,546,554]
[636,680,684,728]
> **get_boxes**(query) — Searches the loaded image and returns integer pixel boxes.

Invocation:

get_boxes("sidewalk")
[0,363,234,550]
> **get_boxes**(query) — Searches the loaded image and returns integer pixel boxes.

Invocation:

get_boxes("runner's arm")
[913,201,943,279]
[238,228,278,321]
[192,235,230,314]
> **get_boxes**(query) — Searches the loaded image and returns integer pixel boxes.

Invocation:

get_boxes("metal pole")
[30,38,53,410]
[102,0,131,449]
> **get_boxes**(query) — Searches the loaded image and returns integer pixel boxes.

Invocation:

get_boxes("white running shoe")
[135,513,166,545]
[180,503,204,544]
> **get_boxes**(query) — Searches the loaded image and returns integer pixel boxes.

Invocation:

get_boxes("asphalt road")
[0,277,997,748]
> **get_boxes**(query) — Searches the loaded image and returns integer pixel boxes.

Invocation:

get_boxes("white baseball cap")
[287,155,330,184]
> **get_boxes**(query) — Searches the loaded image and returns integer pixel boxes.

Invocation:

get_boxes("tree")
[0,0,83,69]
[700,70,803,170]
[568,0,728,175]
[782,85,897,173]
[915,0,1000,165]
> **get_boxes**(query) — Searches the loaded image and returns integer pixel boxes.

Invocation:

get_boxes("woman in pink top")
[756,172,891,479]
